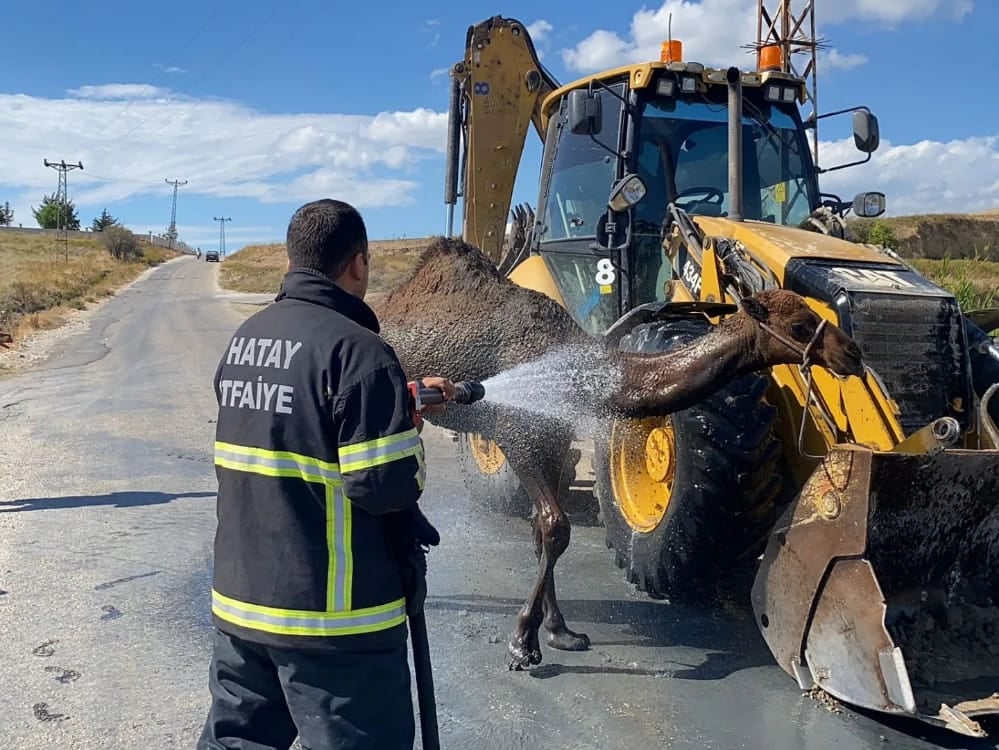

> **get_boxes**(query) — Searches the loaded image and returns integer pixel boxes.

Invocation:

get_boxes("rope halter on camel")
[749,309,833,461]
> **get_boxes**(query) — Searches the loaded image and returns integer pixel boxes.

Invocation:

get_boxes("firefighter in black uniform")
[197,198,454,750]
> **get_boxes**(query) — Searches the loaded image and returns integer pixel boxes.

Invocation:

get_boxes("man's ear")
[348,250,367,279]
[740,296,769,323]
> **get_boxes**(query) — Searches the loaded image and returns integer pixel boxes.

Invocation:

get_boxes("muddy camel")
[373,236,865,669]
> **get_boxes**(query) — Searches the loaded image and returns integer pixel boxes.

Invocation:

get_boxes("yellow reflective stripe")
[339,428,422,473]
[216,442,353,612]
[216,441,339,472]
[215,441,341,484]
[212,590,406,637]
[415,447,427,490]
[326,483,352,612]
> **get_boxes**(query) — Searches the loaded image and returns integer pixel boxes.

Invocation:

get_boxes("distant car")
[205,251,220,262]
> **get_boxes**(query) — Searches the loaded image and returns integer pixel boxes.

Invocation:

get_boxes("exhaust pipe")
[444,67,463,237]
[726,66,744,222]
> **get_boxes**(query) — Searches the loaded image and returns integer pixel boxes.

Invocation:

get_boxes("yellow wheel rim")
[468,433,506,475]
[609,417,676,533]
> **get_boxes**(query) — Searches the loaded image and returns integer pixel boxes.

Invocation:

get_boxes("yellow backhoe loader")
[443,15,999,737]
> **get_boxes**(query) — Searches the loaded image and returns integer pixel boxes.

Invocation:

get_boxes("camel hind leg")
[503,429,589,670]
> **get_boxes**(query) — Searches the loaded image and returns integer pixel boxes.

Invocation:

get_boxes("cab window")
[537,83,625,243]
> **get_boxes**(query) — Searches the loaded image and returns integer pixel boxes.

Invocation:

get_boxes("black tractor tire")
[592,317,784,604]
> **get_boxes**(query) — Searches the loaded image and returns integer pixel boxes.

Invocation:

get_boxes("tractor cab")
[528,41,883,335]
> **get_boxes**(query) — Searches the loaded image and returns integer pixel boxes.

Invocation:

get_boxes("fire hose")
[404,378,485,749]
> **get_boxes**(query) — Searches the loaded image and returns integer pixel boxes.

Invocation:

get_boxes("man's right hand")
[415,376,455,415]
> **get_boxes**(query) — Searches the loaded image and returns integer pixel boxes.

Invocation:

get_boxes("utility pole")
[43,159,84,262]
[214,216,231,258]
[164,178,187,249]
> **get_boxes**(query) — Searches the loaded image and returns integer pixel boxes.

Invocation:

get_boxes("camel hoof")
[507,637,542,670]
[546,627,590,652]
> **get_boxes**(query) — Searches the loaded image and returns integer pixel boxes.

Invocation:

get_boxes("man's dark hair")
[286,199,368,278]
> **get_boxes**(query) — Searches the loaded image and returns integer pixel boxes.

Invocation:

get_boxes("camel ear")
[741,297,769,323]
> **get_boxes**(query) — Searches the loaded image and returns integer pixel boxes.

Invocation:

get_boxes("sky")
[1,0,997,254]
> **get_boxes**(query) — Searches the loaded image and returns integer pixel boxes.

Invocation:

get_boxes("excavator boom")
[443,16,559,262]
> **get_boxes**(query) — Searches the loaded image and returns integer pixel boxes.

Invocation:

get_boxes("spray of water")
[478,343,621,435]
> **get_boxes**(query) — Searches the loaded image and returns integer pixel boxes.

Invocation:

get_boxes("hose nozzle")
[409,380,486,416]
[453,380,485,404]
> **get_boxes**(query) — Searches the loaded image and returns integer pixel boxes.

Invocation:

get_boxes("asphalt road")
[0,255,995,749]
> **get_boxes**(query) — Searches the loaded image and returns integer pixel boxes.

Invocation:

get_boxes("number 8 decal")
[595,257,616,285]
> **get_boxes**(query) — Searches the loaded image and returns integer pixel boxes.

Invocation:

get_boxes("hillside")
[850,211,999,261]
[218,238,435,304]
[0,229,180,350]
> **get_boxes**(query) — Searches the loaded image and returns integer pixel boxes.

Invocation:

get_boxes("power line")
[92,3,286,153]
[43,159,84,262]
[89,0,233,137]
[165,178,188,248]
[214,216,232,257]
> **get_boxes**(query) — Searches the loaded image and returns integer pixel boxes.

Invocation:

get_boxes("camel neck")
[605,322,761,416]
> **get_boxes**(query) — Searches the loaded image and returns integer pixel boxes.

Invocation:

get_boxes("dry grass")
[218,238,435,297]
[0,231,180,343]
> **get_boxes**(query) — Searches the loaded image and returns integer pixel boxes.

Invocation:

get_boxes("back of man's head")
[286,199,368,279]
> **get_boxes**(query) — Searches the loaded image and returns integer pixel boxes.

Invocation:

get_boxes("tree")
[868,219,900,250]
[32,193,80,230]
[99,225,141,261]
[0,201,13,226]
[91,208,119,232]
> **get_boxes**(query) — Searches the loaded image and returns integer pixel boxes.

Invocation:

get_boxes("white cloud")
[430,67,450,82]
[525,19,555,60]
[561,0,972,73]
[823,49,869,71]
[0,86,448,215]
[527,19,553,43]
[423,19,441,48]
[817,0,973,26]
[817,134,999,216]
[153,64,186,75]
[67,84,176,100]
[561,0,756,73]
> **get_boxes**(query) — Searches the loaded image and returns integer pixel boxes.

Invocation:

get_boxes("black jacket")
[210,268,425,651]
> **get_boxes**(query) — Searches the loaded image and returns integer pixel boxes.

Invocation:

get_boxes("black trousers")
[197,628,415,750]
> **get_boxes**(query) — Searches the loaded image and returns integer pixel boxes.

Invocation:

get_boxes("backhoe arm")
[444,16,559,263]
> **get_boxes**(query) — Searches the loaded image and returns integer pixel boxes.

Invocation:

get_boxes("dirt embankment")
[853,212,999,261]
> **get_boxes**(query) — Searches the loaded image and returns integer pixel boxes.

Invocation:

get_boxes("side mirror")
[853,110,880,153]
[607,174,647,212]
[568,89,602,135]
[853,191,886,218]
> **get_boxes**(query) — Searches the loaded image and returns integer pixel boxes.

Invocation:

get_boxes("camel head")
[738,289,864,377]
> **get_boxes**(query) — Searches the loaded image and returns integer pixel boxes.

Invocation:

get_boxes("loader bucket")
[751,436,999,737]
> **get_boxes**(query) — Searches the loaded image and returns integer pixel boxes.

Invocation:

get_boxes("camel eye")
[791,322,816,341]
